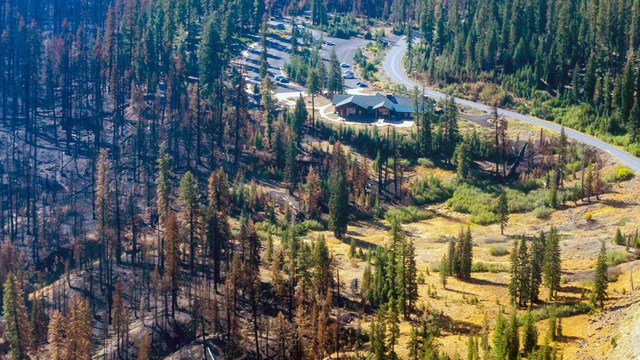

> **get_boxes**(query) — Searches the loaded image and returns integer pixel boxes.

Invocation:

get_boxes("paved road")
[383,37,640,173]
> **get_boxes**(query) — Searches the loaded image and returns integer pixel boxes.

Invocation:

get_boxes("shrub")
[471,210,500,225]
[529,302,593,323]
[447,184,500,224]
[533,206,553,219]
[506,187,549,213]
[409,175,453,206]
[583,212,593,222]
[605,166,635,183]
[447,184,495,214]
[471,262,509,273]
[417,158,435,167]
[385,206,435,224]
[489,246,509,257]
[606,250,629,266]
[301,219,326,231]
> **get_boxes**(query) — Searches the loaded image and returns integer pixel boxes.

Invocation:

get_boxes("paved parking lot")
[241,19,370,95]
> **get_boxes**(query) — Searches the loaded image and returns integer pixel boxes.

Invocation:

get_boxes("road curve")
[383,37,640,173]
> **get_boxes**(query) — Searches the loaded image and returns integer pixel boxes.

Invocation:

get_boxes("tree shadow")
[600,198,637,209]
[439,312,483,335]
[466,277,507,288]
[339,234,380,250]
[442,287,476,297]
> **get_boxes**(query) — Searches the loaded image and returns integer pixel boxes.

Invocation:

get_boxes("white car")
[342,73,355,79]
[326,40,335,46]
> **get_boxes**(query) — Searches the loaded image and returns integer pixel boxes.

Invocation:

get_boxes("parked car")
[325,40,335,46]
[278,77,289,83]
[275,75,285,82]
[342,73,355,79]
[356,81,368,88]
[340,63,350,68]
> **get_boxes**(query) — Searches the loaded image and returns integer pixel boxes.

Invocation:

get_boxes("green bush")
[385,206,435,224]
[506,187,549,213]
[606,250,629,266]
[471,210,500,225]
[447,184,500,224]
[605,166,635,183]
[533,206,553,219]
[301,219,326,231]
[471,262,509,273]
[489,246,509,257]
[417,158,435,167]
[447,184,495,214]
[529,302,593,323]
[410,175,454,205]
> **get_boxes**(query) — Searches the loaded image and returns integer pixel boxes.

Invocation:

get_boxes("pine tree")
[631,98,640,143]
[508,240,519,304]
[179,171,199,274]
[462,226,473,279]
[260,76,276,147]
[67,297,92,360]
[292,95,307,145]
[2,273,31,360]
[206,170,230,288]
[30,293,47,350]
[506,308,520,360]
[307,66,320,128]
[48,310,66,360]
[387,299,401,359]
[439,254,448,289]
[199,15,224,101]
[329,142,349,238]
[419,109,433,158]
[284,129,298,191]
[371,307,387,360]
[498,189,509,235]
[303,165,321,219]
[529,233,545,304]
[492,309,508,360]
[327,49,343,95]
[156,147,172,270]
[515,238,531,307]
[613,228,625,245]
[543,227,562,301]
[592,240,608,308]
[403,237,419,315]
[455,135,472,180]
[521,309,538,356]
[164,212,181,319]
[557,128,568,187]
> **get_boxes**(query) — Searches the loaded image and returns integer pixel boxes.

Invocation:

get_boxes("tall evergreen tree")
[329,142,349,238]
[521,308,538,356]
[179,171,199,273]
[529,233,545,304]
[2,273,31,360]
[592,241,608,308]
[543,227,562,301]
